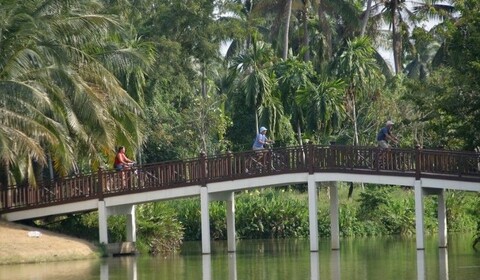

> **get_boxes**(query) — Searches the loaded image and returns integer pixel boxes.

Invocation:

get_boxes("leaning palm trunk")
[360,0,373,36]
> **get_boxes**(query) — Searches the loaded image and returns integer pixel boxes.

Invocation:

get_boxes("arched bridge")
[1,144,479,254]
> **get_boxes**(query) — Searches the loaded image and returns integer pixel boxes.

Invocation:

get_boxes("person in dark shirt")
[376,120,399,148]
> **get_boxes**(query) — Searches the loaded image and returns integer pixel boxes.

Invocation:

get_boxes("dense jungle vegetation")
[1,0,479,253]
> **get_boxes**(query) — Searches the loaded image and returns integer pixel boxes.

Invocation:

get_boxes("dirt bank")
[0,220,99,265]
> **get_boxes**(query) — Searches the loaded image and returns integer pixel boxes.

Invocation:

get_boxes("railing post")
[24,186,30,207]
[328,142,336,171]
[415,145,421,180]
[200,151,207,185]
[267,147,273,172]
[227,151,233,176]
[308,141,314,174]
[97,167,104,200]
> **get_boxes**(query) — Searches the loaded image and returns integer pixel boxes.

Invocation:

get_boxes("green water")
[2,234,479,279]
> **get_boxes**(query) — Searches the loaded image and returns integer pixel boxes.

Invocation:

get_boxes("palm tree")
[228,40,279,134]
[274,58,316,145]
[219,0,266,60]
[332,36,384,146]
[302,0,362,70]
[0,0,148,186]
[249,0,292,59]
[368,0,449,75]
[296,75,345,139]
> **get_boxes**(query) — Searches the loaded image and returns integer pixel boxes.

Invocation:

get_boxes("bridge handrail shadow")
[1,144,479,213]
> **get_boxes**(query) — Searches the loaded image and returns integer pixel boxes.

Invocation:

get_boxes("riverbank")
[0,220,99,265]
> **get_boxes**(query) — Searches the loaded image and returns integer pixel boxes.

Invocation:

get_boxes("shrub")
[136,203,184,255]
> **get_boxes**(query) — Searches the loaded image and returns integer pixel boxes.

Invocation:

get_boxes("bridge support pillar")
[330,182,340,250]
[438,189,447,248]
[226,193,236,252]
[200,186,211,254]
[126,205,136,242]
[308,175,318,252]
[414,180,425,250]
[98,200,108,244]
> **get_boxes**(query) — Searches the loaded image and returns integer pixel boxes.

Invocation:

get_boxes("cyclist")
[252,126,273,150]
[376,121,398,149]
[249,126,273,168]
[114,146,135,171]
[376,121,399,170]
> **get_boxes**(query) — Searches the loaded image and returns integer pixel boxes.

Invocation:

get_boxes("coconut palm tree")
[0,0,149,186]
[368,0,454,75]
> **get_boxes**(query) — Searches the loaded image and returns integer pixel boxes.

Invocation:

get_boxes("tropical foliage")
[3,0,480,253]
[2,0,479,187]
[0,0,150,186]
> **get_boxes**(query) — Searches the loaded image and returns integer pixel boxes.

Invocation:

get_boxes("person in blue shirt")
[252,126,272,150]
[376,120,399,148]
[246,126,273,171]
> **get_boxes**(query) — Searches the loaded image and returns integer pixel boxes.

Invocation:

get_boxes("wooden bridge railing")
[1,145,479,214]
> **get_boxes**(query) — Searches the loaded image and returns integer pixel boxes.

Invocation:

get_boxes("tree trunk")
[360,0,373,36]
[391,2,402,74]
[317,1,332,61]
[0,162,9,190]
[48,154,54,180]
[201,62,207,98]
[352,92,359,146]
[296,119,303,146]
[255,110,259,136]
[283,0,293,60]
[302,2,310,61]
[296,119,306,163]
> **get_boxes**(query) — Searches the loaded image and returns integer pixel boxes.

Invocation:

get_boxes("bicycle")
[135,165,162,188]
[373,142,401,170]
[245,150,267,174]
[266,144,288,171]
[245,143,288,174]
[105,162,137,191]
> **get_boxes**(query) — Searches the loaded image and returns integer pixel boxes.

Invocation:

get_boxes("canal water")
[2,234,479,279]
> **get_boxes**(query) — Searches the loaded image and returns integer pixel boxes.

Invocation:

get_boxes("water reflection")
[100,261,108,279]
[439,248,449,280]
[310,252,319,280]
[416,248,450,280]
[416,250,426,280]
[214,248,343,280]
[3,235,477,280]
[330,250,341,280]
[228,253,237,280]
[202,254,212,280]
[0,259,97,280]
[101,256,138,280]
